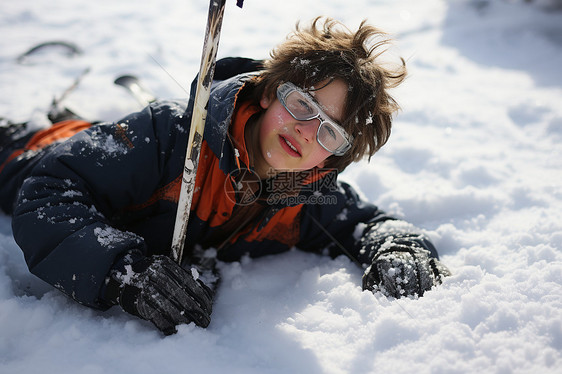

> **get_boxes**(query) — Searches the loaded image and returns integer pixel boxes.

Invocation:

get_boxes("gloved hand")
[362,243,451,298]
[105,254,214,335]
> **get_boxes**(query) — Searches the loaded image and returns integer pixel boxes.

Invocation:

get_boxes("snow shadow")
[441,0,562,88]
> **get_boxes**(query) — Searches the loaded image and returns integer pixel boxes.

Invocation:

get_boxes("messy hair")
[246,17,407,172]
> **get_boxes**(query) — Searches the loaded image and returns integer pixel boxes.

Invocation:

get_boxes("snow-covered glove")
[105,255,213,335]
[362,244,451,298]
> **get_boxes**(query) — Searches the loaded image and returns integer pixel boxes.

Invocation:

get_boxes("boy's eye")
[296,98,315,115]
[324,125,337,140]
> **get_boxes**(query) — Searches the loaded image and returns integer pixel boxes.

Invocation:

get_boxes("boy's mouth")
[279,135,301,157]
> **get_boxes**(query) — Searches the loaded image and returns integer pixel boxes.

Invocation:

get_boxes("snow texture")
[1,0,561,373]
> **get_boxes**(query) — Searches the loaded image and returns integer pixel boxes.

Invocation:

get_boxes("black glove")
[105,254,214,335]
[362,244,451,298]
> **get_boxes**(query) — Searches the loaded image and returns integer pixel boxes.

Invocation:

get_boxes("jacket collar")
[201,73,257,175]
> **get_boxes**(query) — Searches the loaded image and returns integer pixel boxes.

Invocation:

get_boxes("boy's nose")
[294,120,319,144]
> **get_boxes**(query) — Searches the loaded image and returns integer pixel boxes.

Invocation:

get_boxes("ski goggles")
[277,82,353,156]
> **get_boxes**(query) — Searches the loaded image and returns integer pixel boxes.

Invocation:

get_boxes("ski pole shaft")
[171,0,228,264]
[53,67,91,107]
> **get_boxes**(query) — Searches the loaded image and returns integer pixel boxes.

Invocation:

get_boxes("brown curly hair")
[244,17,407,172]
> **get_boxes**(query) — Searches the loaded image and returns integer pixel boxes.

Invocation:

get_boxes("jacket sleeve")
[11,100,187,309]
[297,181,439,268]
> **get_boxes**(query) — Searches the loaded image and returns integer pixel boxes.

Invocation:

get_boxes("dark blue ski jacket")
[0,58,439,309]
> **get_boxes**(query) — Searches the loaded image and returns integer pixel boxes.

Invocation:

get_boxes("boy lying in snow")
[0,17,450,335]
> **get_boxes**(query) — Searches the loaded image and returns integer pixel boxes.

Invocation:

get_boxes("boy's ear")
[260,93,272,109]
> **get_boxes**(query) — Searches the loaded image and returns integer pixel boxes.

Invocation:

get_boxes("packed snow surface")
[1,0,561,373]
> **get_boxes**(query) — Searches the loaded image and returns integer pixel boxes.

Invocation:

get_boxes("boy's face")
[253,78,348,177]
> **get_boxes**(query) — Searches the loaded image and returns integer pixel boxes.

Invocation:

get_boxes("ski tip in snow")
[114,74,157,107]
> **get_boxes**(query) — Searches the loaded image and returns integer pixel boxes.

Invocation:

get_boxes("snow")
[1,0,561,373]
[93,226,142,250]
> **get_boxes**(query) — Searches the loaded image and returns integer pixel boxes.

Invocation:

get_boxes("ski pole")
[171,0,243,264]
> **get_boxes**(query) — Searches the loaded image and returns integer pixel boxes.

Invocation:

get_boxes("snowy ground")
[1,0,561,373]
